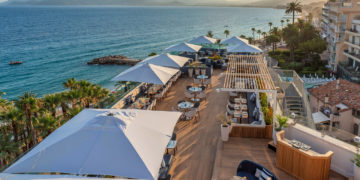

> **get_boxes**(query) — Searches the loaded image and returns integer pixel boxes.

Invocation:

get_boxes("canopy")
[4,109,182,180]
[111,63,179,85]
[140,53,190,68]
[189,36,217,44]
[221,36,248,45]
[312,112,330,124]
[165,42,202,52]
[226,43,263,54]
[0,173,128,180]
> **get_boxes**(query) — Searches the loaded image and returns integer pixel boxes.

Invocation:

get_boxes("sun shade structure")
[4,109,182,180]
[312,112,330,124]
[188,35,217,44]
[0,173,128,180]
[221,36,249,46]
[111,63,179,85]
[140,53,190,68]
[227,43,263,54]
[165,42,202,52]
[222,55,276,92]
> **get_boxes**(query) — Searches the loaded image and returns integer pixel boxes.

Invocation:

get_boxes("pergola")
[221,55,277,122]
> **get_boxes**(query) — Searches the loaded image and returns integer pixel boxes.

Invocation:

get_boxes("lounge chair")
[185,109,197,121]
[236,160,278,180]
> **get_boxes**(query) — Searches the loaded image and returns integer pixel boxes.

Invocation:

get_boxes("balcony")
[346,28,360,36]
[343,49,360,61]
[337,62,360,83]
[344,40,360,50]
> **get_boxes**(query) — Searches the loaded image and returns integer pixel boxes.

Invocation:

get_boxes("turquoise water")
[0,6,285,99]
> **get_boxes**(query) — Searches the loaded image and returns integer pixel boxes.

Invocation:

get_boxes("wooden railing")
[276,131,333,180]
[229,124,272,139]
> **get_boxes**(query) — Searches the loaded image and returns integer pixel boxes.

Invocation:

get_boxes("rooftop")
[308,78,360,110]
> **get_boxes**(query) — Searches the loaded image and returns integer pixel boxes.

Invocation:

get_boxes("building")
[341,18,360,83]
[321,0,360,83]
[308,79,360,136]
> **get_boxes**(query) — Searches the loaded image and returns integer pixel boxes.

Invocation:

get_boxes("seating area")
[227,92,261,125]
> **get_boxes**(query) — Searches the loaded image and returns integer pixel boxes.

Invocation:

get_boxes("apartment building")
[308,79,360,136]
[321,0,360,82]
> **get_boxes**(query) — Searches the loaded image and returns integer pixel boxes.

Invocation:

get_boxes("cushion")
[255,168,262,178]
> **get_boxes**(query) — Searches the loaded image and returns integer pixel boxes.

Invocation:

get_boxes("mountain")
[4,0,327,8]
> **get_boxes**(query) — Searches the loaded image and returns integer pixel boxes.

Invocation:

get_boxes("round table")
[197,75,208,79]
[178,101,194,111]
[188,87,202,93]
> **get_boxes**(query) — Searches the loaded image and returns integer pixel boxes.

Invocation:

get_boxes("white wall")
[285,124,357,178]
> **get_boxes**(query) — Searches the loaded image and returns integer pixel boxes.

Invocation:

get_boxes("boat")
[9,61,23,65]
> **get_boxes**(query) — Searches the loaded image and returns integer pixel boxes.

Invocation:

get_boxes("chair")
[200,86,206,91]
[185,91,194,99]
[193,102,200,109]
[171,133,177,141]
[194,78,201,84]
[185,109,198,121]
[236,160,278,180]
[186,85,192,90]
[204,78,211,87]
[178,100,185,104]
[197,91,206,100]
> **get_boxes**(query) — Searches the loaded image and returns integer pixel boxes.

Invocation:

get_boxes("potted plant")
[195,68,200,76]
[217,114,231,141]
[273,115,289,146]
[188,65,194,77]
[352,138,360,180]
[352,154,360,180]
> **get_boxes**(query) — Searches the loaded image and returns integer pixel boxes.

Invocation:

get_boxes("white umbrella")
[189,36,217,44]
[226,43,263,54]
[221,36,249,46]
[140,53,190,68]
[165,42,202,52]
[111,63,179,85]
[4,109,182,180]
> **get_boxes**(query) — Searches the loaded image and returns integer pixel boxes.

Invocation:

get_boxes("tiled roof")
[308,79,360,110]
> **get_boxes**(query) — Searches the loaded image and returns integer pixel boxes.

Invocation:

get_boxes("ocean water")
[0,6,285,100]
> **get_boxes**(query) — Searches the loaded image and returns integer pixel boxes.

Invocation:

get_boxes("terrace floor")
[155,69,346,180]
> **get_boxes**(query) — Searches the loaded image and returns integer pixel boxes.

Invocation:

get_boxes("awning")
[312,112,330,124]
[227,43,263,54]
[336,103,348,110]
[189,36,217,44]
[4,109,182,180]
[165,42,202,52]
[221,36,248,46]
[140,53,190,68]
[111,63,179,85]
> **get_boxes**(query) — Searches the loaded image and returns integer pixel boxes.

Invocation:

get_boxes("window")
[354,124,359,135]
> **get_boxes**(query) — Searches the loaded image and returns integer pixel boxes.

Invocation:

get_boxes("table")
[188,87,202,93]
[167,140,177,155]
[178,101,194,111]
[197,75,208,79]
[190,98,200,102]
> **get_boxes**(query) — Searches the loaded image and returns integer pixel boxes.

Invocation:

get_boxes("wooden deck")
[156,69,228,180]
[155,69,346,180]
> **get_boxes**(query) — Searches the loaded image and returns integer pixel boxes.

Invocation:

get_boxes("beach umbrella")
[140,53,190,68]
[221,36,249,46]
[189,36,217,45]
[111,63,179,85]
[226,43,263,54]
[165,42,202,53]
[4,109,182,180]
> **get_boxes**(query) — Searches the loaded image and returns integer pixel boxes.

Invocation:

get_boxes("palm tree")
[59,92,69,116]
[239,35,246,39]
[148,52,157,57]
[297,19,305,29]
[16,92,38,147]
[215,39,222,52]
[63,78,79,90]
[207,31,214,38]
[35,113,59,138]
[0,133,20,167]
[285,0,302,24]
[257,30,262,40]
[0,107,22,142]
[247,37,254,45]
[251,28,256,39]
[280,20,285,28]
[268,22,273,31]
[43,93,61,118]
[286,19,290,24]
[261,32,267,39]
[0,92,9,109]
[282,24,299,61]
[224,29,230,38]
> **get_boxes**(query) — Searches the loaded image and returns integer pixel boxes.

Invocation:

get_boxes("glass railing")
[94,82,140,109]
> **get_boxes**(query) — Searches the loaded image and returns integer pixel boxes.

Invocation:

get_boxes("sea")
[0,6,285,100]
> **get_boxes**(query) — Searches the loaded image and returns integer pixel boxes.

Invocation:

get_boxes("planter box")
[265,124,273,139]
[188,68,193,77]
[221,125,230,141]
